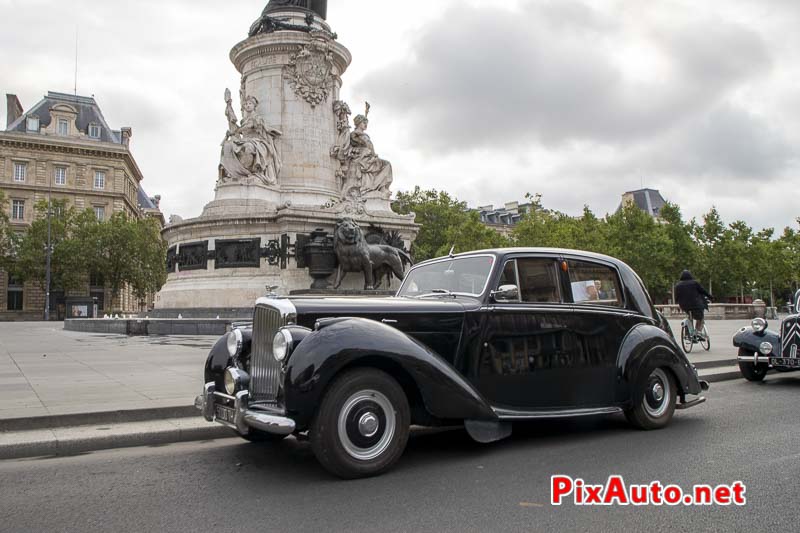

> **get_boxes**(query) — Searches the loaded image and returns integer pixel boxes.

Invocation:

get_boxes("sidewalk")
[0,318,754,459]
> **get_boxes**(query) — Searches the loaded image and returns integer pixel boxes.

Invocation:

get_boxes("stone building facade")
[1,91,162,320]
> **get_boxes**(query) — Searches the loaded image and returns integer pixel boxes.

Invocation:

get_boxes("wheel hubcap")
[358,412,380,438]
[338,390,395,461]
[652,383,664,402]
[644,368,671,418]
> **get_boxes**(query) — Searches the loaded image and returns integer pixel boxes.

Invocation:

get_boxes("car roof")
[415,247,633,272]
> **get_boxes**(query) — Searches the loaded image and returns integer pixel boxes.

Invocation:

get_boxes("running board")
[493,406,622,420]
[676,396,707,410]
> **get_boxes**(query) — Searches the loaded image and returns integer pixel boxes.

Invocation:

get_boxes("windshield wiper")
[417,289,455,298]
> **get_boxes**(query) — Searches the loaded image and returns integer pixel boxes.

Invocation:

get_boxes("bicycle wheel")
[700,325,710,351]
[681,325,693,353]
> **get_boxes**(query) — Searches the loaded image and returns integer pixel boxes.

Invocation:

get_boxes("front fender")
[203,327,252,390]
[733,326,780,354]
[284,317,496,429]
[616,324,702,403]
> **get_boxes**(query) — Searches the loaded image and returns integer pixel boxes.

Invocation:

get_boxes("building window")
[94,171,106,189]
[54,166,67,185]
[58,118,69,136]
[13,162,26,182]
[11,200,24,220]
[88,123,101,139]
[94,206,105,221]
[26,116,39,133]
[7,274,23,311]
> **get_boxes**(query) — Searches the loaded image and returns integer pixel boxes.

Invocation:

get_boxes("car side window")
[567,260,622,307]
[497,258,561,304]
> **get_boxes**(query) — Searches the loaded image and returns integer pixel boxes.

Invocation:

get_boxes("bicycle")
[680,314,710,353]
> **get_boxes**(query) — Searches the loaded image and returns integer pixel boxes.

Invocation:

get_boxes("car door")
[475,255,579,410]
[559,257,650,406]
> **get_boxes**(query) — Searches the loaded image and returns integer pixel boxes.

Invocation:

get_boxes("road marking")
[519,502,544,508]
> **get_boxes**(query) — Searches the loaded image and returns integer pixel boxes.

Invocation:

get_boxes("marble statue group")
[331,101,394,203]
[219,88,283,187]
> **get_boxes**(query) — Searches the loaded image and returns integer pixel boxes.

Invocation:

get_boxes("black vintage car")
[734,289,800,381]
[196,248,709,478]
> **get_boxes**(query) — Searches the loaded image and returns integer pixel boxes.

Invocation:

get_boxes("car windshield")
[397,256,495,297]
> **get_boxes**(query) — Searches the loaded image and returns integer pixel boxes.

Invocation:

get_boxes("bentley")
[196,248,709,478]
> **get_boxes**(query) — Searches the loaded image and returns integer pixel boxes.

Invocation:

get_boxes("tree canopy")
[9,202,167,306]
[394,188,800,305]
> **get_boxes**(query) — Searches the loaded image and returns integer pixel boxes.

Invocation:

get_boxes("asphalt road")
[1,377,799,533]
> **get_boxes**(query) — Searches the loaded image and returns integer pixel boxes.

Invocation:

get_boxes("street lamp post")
[44,172,52,321]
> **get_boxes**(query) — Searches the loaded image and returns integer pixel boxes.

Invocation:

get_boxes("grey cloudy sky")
[1,0,798,232]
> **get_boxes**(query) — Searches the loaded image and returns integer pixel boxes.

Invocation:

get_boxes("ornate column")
[203,10,351,218]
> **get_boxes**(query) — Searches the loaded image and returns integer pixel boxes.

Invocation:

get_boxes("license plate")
[771,358,800,368]
[215,404,236,423]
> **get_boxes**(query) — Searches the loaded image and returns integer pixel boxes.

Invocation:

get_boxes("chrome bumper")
[736,353,771,365]
[194,382,295,436]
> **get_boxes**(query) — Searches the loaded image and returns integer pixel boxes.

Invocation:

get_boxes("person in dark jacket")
[675,270,712,339]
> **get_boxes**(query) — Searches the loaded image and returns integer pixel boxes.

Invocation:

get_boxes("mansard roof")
[6,91,122,144]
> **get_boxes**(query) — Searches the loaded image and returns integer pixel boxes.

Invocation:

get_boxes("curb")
[0,367,744,461]
[0,417,233,460]
[0,405,199,432]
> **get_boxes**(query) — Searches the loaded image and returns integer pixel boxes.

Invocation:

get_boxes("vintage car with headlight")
[734,289,800,381]
[195,248,709,478]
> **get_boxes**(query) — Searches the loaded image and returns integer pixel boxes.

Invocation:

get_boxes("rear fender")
[284,317,496,429]
[617,324,702,403]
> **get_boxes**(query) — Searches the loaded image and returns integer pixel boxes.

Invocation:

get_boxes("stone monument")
[156,1,418,312]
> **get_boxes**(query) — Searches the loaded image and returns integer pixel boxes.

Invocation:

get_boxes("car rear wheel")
[738,349,768,382]
[681,326,693,353]
[311,368,410,479]
[625,366,677,430]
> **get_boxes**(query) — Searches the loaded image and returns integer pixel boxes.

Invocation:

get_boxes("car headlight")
[226,329,243,358]
[272,329,293,362]
[751,317,767,333]
[759,341,773,355]
[224,367,250,395]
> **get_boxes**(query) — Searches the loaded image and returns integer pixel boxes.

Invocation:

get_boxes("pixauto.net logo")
[551,475,746,506]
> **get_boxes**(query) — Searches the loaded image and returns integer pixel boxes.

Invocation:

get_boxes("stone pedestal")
[156,8,417,311]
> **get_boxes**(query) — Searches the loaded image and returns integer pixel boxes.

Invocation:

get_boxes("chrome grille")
[782,317,800,359]
[250,304,285,402]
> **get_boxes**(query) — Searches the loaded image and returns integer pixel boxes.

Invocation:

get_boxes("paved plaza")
[0,322,213,421]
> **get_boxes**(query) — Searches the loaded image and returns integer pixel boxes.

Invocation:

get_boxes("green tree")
[0,191,17,272]
[605,203,674,300]
[91,213,167,302]
[692,207,732,297]
[393,187,508,261]
[128,217,168,302]
[13,199,88,292]
[659,202,699,280]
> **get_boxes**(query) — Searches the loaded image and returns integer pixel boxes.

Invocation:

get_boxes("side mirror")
[491,284,519,302]
[794,289,800,315]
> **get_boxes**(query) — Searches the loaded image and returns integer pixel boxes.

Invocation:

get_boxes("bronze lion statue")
[333,218,412,290]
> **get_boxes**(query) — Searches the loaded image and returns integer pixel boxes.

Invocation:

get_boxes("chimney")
[121,127,132,147]
[6,94,23,128]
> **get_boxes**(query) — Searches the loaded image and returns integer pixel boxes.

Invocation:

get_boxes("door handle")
[381,319,398,324]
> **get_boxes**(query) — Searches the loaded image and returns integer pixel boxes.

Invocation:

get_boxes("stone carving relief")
[218,88,283,187]
[327,101,394,214]
[285,35,334,108]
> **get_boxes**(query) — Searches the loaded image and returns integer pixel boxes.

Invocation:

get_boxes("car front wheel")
[625,366,677,430]
[738,349,768,382]
[311,368,410,479]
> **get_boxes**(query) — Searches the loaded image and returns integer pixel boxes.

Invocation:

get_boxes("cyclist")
[675,270,712,341]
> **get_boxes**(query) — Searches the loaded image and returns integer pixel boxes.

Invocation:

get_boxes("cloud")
[356,1,772,153]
